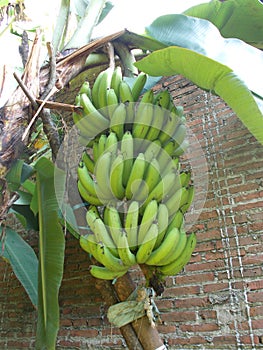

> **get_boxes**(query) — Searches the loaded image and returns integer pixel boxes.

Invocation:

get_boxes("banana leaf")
[184,0,263,49]
[144,14,263,100]
[0,226,38,307]
[135,47,263,146]
[34,157,65,350]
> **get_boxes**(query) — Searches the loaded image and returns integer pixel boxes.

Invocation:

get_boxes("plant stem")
[113,41,138,77]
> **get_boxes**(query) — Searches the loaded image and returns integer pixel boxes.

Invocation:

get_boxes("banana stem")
[95,277,144,350]
[113,41,138,77]
[114,272,166,350]
[64,0,107,50]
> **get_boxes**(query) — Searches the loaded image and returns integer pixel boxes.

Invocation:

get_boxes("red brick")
[168,335,207,345]
[250,305,263,317]
[203,282,229,293]
[185,260,226,272]
[163,285,201,297]
[161,310,196,323]
[70,329,99,337]
[247,280,263,291]
[175,296,209,309]
[247,291,263,303]
[175,272,215,285]
[180,322,219,332]
[213,335,239,345]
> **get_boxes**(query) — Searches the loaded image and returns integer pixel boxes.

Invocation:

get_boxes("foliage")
[184,0,263,49]
[0,226,38,307]
[34,158,65,350]
[135,47,263,145]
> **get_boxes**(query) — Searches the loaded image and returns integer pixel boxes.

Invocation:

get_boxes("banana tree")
[0,0,263,349]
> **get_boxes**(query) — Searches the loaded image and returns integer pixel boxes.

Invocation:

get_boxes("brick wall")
[0,75,262,349]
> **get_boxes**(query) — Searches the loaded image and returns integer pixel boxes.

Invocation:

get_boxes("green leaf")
[135,47,263,145]
[145,14,263,99]
[34,158,65,350]
[184,0,263,48]
[6,160,34,191]
[0,227,38,307]
[10,205,39,230]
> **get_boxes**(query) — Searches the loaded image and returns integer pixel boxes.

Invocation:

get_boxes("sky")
[94,0,209,36]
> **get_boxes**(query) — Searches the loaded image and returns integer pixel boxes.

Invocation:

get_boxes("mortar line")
[203,92,242,349]
[207,92,255,349]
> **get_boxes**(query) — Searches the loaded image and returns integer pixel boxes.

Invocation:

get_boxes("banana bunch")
[80,201,196,280]
[73,68,196,281]
[77,130,193,207]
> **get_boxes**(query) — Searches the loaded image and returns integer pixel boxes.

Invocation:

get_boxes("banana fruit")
[74,70,197,281]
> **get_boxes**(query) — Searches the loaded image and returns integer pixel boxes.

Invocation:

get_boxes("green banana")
[161,156,180,177]
[124,201,139,250]
[125,153,146,200]
[117,232,137,267]
[80,93,109,133]
[110,153,126,200]
[105,131,118,155]
[92,217,119,256]
[161,229,188,266]
[140,89,154,104]
[77,161,97,198]
[173,139,189,157]
[133,103,154,141]
[92,68,113,110]
[180,185,195,214]
[106,88,119,119]
[172,123,187,149]
[145,104,165,142]
[77,180,103,206]
[164,187,188,219]
[104,205,123,247]
[106,88,119,107]
[97,134,107,159]
[145,227,180,266]
[154,90,171,109]
[110,66,122,97]
[79,81,92,99]
[167,210,184,232]
[121,131,134,187]
[136,222,158,264]
[80,234,100,260]
[154,203,169,249]
[110,103,126,140]
[137,199,158,245]
[89,265,127,280]
[94,151,113,201]
[131,72,147,101]
[92,139,100,163]
[144,139,162,163]
[82,151,95,174]
[143,158,161,195]
[119,81,134,103]
[85,206,100,231]
[141,172,177,211]
[180,171,192,188]
[158,232,197,276]
[96,242,128,272]
[73,110,99,139]
[158,111,181,145]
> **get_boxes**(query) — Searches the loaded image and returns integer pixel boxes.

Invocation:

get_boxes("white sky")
[94,0,210,36]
